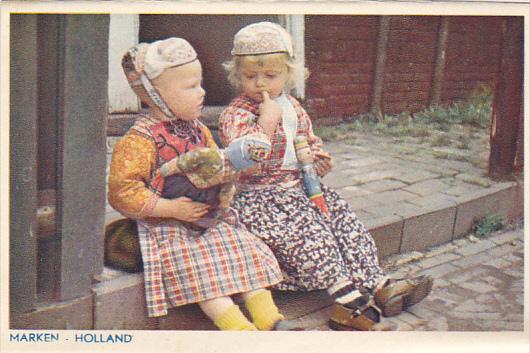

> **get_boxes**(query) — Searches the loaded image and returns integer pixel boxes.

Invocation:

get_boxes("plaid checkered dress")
[137,218,282,317]
[109,115,283,318]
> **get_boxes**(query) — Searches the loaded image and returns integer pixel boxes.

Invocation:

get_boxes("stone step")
[91,271,332,330]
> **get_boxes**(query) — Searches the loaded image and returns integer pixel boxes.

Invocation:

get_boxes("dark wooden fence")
[488,17,524,179]
[305,16,504,119]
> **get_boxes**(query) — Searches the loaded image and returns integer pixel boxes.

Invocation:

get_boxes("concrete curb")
[368,180,522,259]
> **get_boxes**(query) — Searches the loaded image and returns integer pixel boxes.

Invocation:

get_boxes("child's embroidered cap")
[231,21,293,58]
[123,37,197,85]
[121,37,198,120]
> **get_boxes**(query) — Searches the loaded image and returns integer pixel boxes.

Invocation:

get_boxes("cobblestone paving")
[298,224,525,332]
[378,226,525,331]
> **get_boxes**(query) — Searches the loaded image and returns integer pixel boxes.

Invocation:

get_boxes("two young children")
[109,22,432,331]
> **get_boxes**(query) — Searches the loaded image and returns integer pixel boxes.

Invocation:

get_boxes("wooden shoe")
[328,299,393,331]
[374,275,434,317]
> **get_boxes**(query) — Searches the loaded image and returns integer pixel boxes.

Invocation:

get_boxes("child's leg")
[198,296,257,330]
[242,289,286,330]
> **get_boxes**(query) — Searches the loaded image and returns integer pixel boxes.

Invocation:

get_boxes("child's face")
[238,55,289,103]
[152,60,205,121]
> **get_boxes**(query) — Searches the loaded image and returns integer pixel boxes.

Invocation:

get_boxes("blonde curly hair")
[223,52,308,94]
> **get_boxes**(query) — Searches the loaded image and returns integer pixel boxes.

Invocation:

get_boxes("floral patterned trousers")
[232,183,387,292]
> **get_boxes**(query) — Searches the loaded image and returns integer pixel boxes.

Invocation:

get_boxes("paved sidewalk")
[289,224,525,331]
[384,225,525,331]
[322,135,507,225]
[316,134,523,258]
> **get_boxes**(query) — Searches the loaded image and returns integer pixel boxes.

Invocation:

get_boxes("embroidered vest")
[149,120,221,207]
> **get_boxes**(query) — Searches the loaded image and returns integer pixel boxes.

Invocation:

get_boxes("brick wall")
[305,15,379,121]
[442,17,503,102]
[304,15,505,122]
[382,16,440,114]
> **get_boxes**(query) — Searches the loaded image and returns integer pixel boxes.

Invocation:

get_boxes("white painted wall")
[108,14,140,113]
[281,15,306,100]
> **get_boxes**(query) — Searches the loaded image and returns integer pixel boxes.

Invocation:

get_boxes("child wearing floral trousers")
[219,22,433,331]
[108,37,300,331]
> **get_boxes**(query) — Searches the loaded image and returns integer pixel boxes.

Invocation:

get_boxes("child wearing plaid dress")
[108,37,300,331]
[219,22,433,331]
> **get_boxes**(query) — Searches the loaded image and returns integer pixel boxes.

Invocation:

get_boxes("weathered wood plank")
[37,189,56,239]
[10,14,39,314]
[35,15,61,303]
[37,16,60,191]
[56,15,109,300]
[430,16,449,106]
[370,16,390,115]
[489,17,524,179]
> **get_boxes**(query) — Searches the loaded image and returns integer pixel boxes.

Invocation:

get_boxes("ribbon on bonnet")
[121,37,198,120]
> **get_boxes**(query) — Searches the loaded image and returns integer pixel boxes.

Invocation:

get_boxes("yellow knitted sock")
[213,305,257,331]
[244,290,285,330]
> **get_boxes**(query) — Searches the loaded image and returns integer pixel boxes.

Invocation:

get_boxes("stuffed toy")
[104,132,271,272]
[159,132,271,228]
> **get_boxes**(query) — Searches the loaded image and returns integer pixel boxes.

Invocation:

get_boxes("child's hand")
[167,197,210,223]
[314,151,334,177]
[258,91,282,137]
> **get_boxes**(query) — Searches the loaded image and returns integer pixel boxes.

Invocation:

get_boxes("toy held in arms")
[160,132,271,180]
[294,135,330,217]
[159,133,272,228]
[104,134,272,272]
